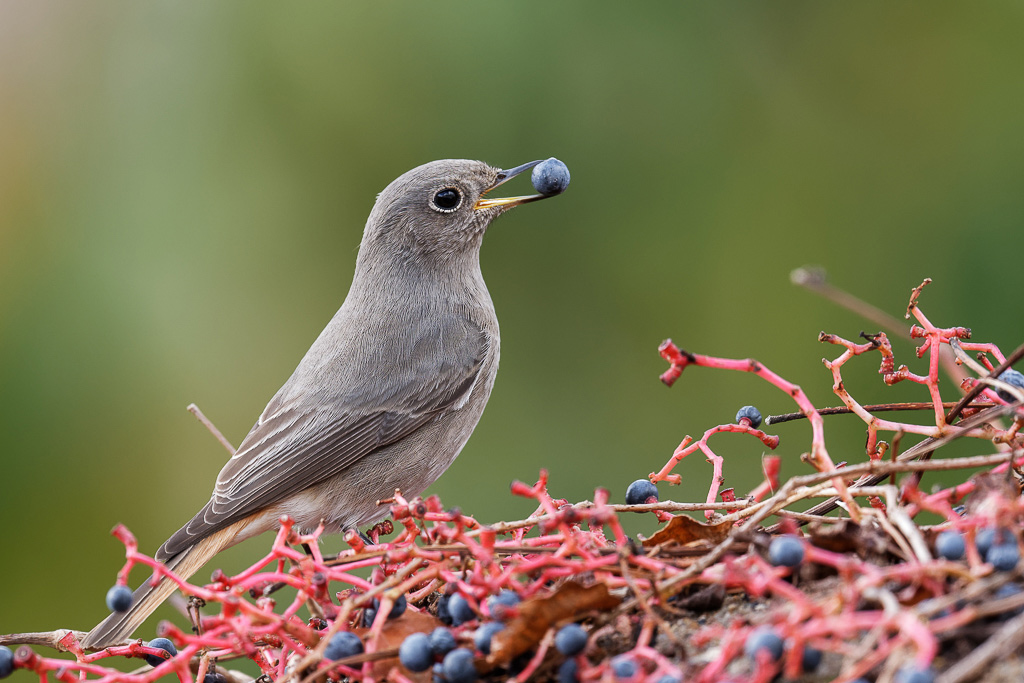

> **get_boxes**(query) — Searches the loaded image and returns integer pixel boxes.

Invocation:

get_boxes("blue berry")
[744,626,784,662]
[988,541,1020,571]
[448,594,476,625]
[935,530,965,560]
[735,406,763,428]
[0,646,13,679]
[144,638,177,667]
[554,623,588,656]
[768,536,805,568]
[106,584,133,613]
[441,648,477,683]
[372,594,407,619]
[976,528,999,557]
[996,368,1024,402]
[610,656,637,680]
[473,622,505,655]
[996,582,1023,599]
[894,665,935,683]
[625,479,658,505]
[429,627,458,657]
[323,631,364,660]
[489,589,520,607]
[657,677,681,683]
[486,590,521,619]
[801,646,823,672]
[531,158,570,196]
[557,658,579,683]
[399,633,433,673]
[437,594,453,624]
[994,583,1024,620]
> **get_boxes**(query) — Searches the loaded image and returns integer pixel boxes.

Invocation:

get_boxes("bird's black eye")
[432,188,462,212]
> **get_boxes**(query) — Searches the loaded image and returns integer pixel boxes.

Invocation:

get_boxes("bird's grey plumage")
[83,158,555,649]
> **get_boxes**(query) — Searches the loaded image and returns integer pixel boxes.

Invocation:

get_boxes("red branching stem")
[10,284,1024,683]
[657,339,858,520]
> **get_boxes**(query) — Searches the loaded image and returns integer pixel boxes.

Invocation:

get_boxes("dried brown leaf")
[672,583,726,612]
[805,518,862,554]
[353,609,441,681]
[487,582,620,665]
[641,514,732,548]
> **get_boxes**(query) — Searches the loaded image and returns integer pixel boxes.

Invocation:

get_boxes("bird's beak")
[473,160,550,210]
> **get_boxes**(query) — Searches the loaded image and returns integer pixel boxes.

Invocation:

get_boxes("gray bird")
[82,158,564,649]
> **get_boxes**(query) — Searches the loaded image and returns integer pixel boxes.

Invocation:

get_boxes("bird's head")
[361,159,558,261]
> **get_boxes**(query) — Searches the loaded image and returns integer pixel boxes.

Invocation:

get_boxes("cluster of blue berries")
[935,527,1019,570]
[976,527,1020,570]
[438,589,521,628]
[322,593,417,671]
[397,626,470,682]
[554,623,681,683]
[398,589,524,682]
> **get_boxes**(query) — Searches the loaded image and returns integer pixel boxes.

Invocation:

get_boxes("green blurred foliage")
[1,1,1022,639]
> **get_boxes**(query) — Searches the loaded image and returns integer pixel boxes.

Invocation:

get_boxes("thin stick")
[791,267,906,336]
[0,630,87,650]
[618,555,685,649]
[765,402,991,426]
[187,403,237,455]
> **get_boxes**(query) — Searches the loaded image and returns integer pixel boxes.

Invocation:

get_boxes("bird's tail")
[81,525,241,650]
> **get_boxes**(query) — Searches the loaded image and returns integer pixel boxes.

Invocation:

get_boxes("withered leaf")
[641,514,733,548]
[806,518,862,554]
[352,609,441,681]
[487,582,619,666]
[671,582,726,612]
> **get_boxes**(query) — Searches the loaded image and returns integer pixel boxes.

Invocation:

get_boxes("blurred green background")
[1,2,1022,640]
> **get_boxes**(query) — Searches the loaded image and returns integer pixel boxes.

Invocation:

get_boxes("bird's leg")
[298,541,325,619]
[306,595,326,621]
[250,542,322,599]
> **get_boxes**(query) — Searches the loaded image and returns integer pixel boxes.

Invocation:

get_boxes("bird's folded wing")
[157,316,488,560]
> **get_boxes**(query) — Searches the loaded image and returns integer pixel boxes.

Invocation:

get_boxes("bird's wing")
[158,314,488,560]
